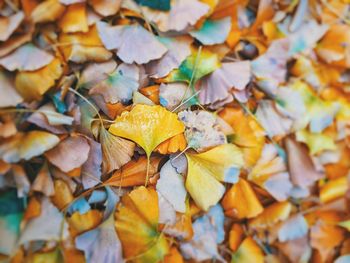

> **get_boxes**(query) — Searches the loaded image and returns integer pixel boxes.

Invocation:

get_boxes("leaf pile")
[1,0,350,262]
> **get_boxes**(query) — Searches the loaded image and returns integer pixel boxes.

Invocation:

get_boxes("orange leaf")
[222,178,263,219]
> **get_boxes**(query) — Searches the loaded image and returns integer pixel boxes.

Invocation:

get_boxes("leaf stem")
[68,87,104,128]
[145,155,151,187]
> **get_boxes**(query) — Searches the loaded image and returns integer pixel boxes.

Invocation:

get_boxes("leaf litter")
[0,0,350,262]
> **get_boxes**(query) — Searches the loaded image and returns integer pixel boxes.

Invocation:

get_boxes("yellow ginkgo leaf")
[296,129,336,155]
[15,58,63,101]
[59,25,112,63]
[231,237,264,263]
[219,107,265,168]
[109,105,184,184]
[110,105,184,157]
[222,178,263,219]
[115,186,169,263]
[249,201,292,229]
[0,131,59,163]
[185,144,244,211]
[58,3,88,33]
[319,176,348,203]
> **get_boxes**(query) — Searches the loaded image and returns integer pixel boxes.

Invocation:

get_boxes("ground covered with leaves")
[0,0,350,262]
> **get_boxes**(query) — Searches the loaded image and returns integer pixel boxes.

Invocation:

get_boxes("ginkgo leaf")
[81,138,102,189]
[115,186,169,263]
[27,103,73,134]
[285,137,324,188]
[76,211,123,263]
[190,17,231,45]
[45,135,91,173]
[248,144,286,185]
[0,70,23,108]
[58,3,88,33]
[180,205,225,262]
[78,60,117,89]
[109,104,184,157]
[231,237,264,263]
[68,209,102,237]
[185,144,244,211]
[19,197,69,244]
[0,12,24,41]
[146,36,193,78]
[222,178,263,219]
[157,160,187,213]
[164,47,221,85]
[105,156,161,187]
[316,24,350,68]
[0,43,53,72]
[99,126,135,174]
[89,63,140,104]
[15,58,63,101]
[30,0,66,24]
[159,83,192,111]
[249,201,292,229]
[229,224,245,252]
[97,21,167,64]
[278,214,308,242]
[155,133,187,154]
[251,39,289,95]
[32,162,55,196]
[319,176,348,203]
[296,129,336,155]
[288,80,340,133]
[89,0,122,16]
[310,220,345,261]
[219,107,265,168]
[178,110,226,151]
[198,61,251,107]
[140,0,210,32]
[59,25,113,63]
[255,100,293,137]
[0,131,60,163]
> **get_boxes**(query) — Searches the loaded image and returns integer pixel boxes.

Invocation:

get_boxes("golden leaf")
[115,187,169,263]
[185,144,244,211]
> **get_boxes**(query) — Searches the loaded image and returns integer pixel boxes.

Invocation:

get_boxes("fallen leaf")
[115,187,169,263]
[97,21,167,64]
[0,12,24,41]
[222,178,263,219]
[0,70,23,107]
[0,131,60,163]
[190,17,231,45]
[231,237,264,263]
[185,144,244,211]
[45,135,90,173]
[0,44,54,71]
[15,58,63,101]
[19,197,69,244]
[99,127,135,174]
